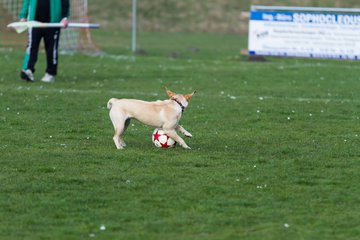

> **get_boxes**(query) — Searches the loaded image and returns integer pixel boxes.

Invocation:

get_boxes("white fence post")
[132,0,137,53]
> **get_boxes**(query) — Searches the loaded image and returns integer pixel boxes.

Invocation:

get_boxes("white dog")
[107,88,196,149]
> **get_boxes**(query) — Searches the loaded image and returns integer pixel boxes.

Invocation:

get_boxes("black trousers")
[24,28,61,75]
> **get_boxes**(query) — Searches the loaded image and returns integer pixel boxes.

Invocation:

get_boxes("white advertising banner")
[248,9,360,59]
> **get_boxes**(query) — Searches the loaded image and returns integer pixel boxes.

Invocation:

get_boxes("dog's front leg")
[164,129,191,150]
[176,125,192,138]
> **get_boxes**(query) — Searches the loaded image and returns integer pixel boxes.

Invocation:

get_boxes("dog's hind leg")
[176,125,192,138]
[113,127,125,149]
[164,129,191,150]
[109,110,127,149]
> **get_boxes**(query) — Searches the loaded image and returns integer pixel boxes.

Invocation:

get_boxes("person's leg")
[22,28,43,73]
[43,28,61,76]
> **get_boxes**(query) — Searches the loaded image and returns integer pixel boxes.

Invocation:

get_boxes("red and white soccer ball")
[152,128,176,148]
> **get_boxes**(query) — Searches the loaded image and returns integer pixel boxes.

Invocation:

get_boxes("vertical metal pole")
[132,0,137,53]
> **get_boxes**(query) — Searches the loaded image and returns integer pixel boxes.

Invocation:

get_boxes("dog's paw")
[184,132,193,138]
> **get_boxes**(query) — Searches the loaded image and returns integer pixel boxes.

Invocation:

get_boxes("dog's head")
[165,87,196,109]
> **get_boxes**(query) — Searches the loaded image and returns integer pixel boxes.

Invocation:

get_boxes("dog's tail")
[107,98,116,110]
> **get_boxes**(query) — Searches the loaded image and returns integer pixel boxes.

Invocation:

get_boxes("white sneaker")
[21,69,34,82]
[41,73,55,83]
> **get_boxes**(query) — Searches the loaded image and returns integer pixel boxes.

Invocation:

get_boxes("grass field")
[1,31,360,239]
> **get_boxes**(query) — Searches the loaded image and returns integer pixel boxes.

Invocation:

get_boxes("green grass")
[1,31,360,239]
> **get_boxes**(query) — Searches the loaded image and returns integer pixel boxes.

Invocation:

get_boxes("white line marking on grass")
[252,95,352,103]
[15,86,160,97]
[100,54,136,62]
[14,86,355,103]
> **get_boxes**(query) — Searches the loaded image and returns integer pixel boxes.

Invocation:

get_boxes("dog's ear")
[184,91,196,101]
[165,87,175,98]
